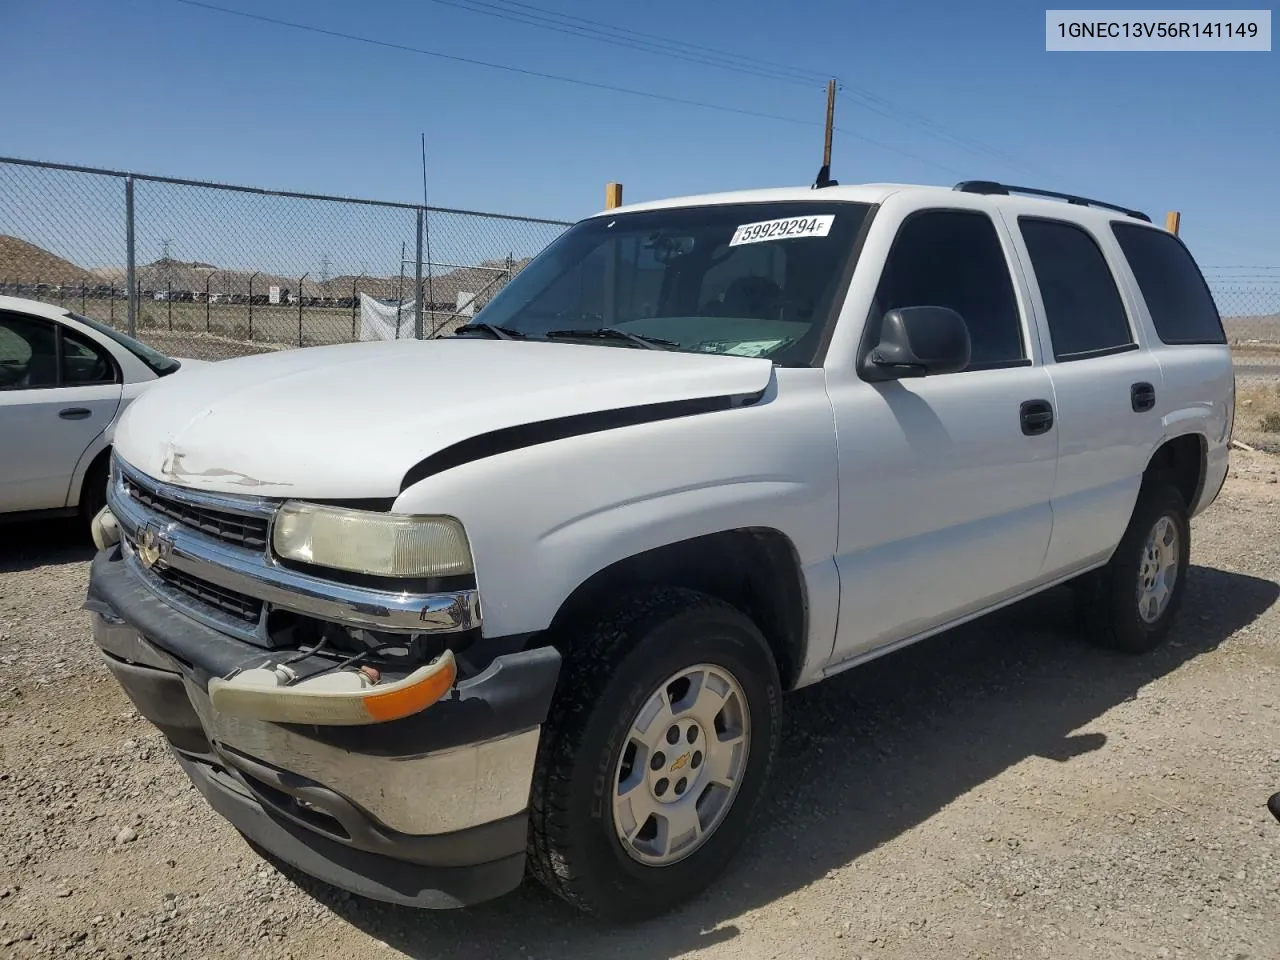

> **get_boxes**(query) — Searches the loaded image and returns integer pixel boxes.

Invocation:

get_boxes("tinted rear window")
[1111,224,1225,345]
[1019,217,1134,360]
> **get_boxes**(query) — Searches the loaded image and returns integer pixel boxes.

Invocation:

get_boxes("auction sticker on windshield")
[729,214,834,246]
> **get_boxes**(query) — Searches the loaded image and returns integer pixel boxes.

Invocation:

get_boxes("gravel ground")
[2,451,1279,960]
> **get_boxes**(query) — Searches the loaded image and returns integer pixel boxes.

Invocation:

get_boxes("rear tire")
[527,587,781,920]
[79,453,109,529]
[1084,481,1190,654]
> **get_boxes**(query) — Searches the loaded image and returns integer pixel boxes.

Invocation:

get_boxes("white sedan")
[0,296,206,527]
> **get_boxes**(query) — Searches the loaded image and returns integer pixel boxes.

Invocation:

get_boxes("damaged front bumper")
[88,548,561,909]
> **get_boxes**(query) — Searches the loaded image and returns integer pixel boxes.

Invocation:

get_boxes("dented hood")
[113,338,773,499]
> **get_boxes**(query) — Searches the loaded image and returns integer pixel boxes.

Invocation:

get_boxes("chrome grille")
[107,455,482,643]
[122,473,269,550]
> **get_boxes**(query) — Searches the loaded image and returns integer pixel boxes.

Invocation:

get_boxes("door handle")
[1131,382,1156,413]
[58,407,91,420]
[1020,399,1054,436]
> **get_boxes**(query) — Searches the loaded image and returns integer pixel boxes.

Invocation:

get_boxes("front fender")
[394,369,840,640]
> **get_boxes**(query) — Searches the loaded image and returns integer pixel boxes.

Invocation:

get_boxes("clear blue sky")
[1,0,1277,270]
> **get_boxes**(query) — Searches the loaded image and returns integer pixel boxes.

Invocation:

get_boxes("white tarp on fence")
[359,293,419,341]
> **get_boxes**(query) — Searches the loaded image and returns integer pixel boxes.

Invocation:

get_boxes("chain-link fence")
[0,157,571,361]
[4,157,1278,359]
[1206,268,1280,345]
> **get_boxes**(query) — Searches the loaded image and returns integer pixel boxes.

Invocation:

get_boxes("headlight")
[272,502,473,578]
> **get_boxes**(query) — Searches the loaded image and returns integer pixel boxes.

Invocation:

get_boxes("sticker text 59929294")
[729,214,835,247]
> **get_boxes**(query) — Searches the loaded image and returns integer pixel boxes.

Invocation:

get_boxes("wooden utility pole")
[822,79,836,170]
[1165,211,1181,235]
[605,182,623,209]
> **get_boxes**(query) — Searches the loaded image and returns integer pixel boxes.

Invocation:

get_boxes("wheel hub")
[1136,514,1180,624]
[611,665,750,867]
[644,719,707,803]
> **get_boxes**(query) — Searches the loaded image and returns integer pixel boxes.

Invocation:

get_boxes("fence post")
[414,208,424,339]
[605,182,623,209]
[205,274,212,332]
[248,271,259,340]
[167,281,173,329]
[80,281,86,314]
[351,274,364,340]
[125,176,137,337]
[297,272,309,346]
[394,241,406,341]
[1165,211,1181,235]
[110,284,115,324]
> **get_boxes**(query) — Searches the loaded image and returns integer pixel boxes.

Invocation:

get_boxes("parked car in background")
[0,296,206,527]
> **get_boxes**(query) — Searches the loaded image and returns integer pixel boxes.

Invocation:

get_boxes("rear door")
[0,311,122,512]
[1002,212,1165,575]
[1109,222,1234,515]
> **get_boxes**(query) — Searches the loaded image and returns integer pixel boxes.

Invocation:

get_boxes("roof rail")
[953,181,1151,223]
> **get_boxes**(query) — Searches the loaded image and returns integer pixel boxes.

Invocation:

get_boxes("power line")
[431,0,1046,177]
[454,0,834,83]
[169,0,822,128]
[834,127,965,177]
[421,0,831,88]
[166,0,969,178]
[838,90,1049,179]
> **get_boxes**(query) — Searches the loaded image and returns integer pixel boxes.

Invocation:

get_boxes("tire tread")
[1084,479,1190,654]
[526,586,760,917]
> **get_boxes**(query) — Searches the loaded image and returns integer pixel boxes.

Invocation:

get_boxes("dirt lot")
[63,300,469,362]
[2,460,1280,960]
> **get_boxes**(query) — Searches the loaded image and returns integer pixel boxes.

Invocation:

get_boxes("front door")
[825,207,1058,665]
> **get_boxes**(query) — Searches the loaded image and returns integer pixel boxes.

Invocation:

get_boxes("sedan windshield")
[468,201,873,366]
[70,312,181,376]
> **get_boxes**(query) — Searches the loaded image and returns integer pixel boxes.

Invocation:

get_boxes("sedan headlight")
[272,502,473,578]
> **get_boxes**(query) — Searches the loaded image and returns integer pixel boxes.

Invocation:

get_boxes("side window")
[1111,223,1226,345]
[1018,218,1134,360]
[876,210,1024,369]
[0,314,58,390]
[62,329,117,385]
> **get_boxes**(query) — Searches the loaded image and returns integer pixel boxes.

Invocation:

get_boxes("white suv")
[87,179,1234,920]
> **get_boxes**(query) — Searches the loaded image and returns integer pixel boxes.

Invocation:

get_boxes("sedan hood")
[113,338,773,499]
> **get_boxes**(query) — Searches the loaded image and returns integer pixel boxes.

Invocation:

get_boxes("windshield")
[70,313,181,376]
[469,200,873,365]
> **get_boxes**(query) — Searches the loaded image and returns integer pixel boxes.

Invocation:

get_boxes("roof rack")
[952,181,1151,222]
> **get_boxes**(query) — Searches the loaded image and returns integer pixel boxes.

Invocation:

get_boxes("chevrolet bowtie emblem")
[135,524,170,570]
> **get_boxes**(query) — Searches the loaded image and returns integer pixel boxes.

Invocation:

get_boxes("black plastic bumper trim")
[176,753,526,909]
[214,744,529,868]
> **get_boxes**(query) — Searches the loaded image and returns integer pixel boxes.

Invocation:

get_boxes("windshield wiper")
[453,322,527,340]
[544,327,678,351]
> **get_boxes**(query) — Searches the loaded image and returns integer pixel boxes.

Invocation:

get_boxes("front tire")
[1084,481,1191,654]
[528,587,781,920]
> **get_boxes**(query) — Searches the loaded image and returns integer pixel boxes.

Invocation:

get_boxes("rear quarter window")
[1111,223,1226,345]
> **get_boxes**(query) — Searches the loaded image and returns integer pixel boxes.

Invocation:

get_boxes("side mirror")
[862,306,971,381]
